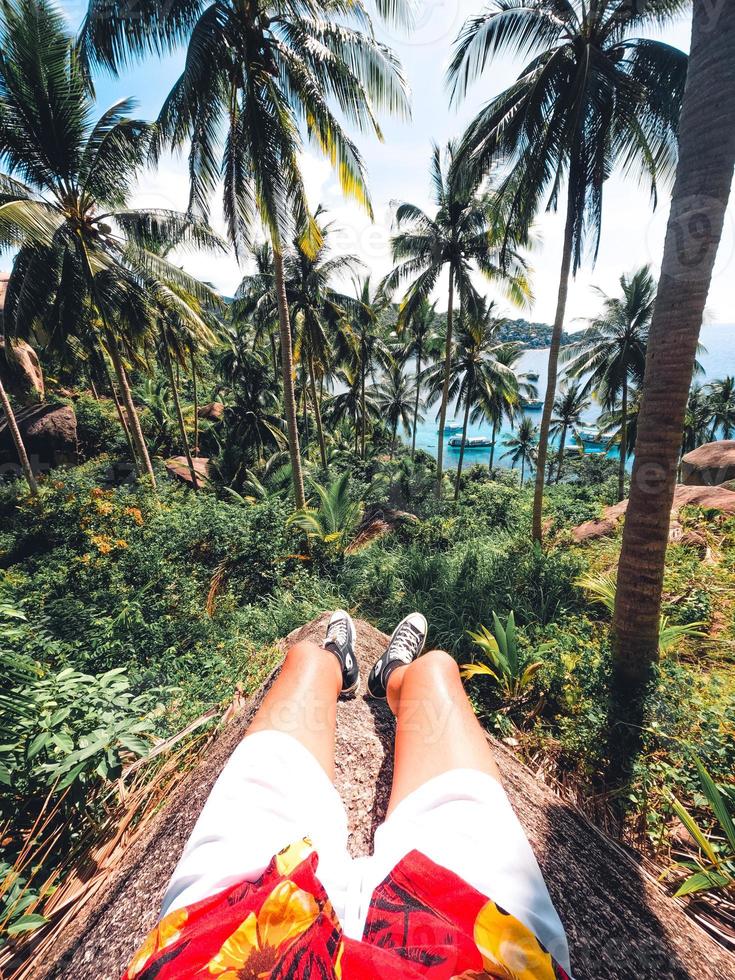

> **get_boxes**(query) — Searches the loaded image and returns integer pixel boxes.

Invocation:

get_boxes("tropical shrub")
[462,611,546,701]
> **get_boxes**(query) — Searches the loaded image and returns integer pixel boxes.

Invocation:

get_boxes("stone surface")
[26,617,735,979]
[681,441,735,486]
[0,403,77,471]
[573,484,735,542]
[197,401,225,421]
[165,455,211,485]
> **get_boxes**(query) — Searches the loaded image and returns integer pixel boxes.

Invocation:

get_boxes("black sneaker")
[324,610,360,696]
[367,612,427,699]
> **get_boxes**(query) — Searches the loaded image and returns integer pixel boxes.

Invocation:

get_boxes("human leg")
[160,617,356,918]
[366,638,570,971]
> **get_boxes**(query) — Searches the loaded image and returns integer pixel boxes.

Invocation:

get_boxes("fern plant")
[462,611,545,701]
[288,473,363,554]
[576,570,706,652]
[669,757,735,897]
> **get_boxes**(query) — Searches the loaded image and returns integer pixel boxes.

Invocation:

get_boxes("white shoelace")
[388,625,423,664]
[326,618,349,648]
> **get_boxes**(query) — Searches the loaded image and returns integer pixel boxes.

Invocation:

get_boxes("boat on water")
[574,427,606,447]
[448,435,494,449]
[521,399,543,410]
[439,420,464,435]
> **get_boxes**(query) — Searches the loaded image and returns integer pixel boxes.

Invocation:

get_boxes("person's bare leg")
[385,649,501,814]
[247,640,341,780]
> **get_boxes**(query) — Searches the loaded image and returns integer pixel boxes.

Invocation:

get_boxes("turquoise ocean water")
[405,323,735,472]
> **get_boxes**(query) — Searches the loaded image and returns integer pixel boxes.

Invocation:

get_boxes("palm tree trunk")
[613,0,735,688]
[454,387,472,502]
[273,248,306,510]
[270,331,279,389]
[532,190,575,541]
[411,339,422,459]
[556,425,567,483]
[308,351,328,470]
[0,377,38,495]
[99,346,140,476]
[435,267,455,497]
[162,330,199,490]
[489,419,498,471]
[360,347,367,460]
[191,351,199,457]
[618,379,628,502]
[105,330,157,488]
[520,455,525,487]
[390,418,398,460]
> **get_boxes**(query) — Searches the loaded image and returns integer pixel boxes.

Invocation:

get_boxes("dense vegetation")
[1,0,734,958]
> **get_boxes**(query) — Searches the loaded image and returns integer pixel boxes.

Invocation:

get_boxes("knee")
[284,640,327,673]
[410,649,461,683]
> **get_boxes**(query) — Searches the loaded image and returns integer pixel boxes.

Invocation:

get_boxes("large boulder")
[0,403,78,474]
[197,401,225,422]
[0,338,45,406]
[14,617,735,979]
[681,440,735,486]
[165,455,211,486]
[573,484,735,542]
[0,273,45,404]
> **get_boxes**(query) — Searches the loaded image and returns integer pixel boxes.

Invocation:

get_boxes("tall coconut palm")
[397,298,440,458]
[614,0,735,688]
[681,383,712,455]
[549,381,590,483]
[82,0,410,510]
[375,365,417,459]
[0,0,221,489]
[382,141,531,496]
[473,342,534,471]
[426,301,518,500]
[347,277,394,459]
[0,375,37,494]
[563,267,654,499]
[705,376,735,440]
[501,415,537,486]
[232,242,280,388]
[449,0,688,539]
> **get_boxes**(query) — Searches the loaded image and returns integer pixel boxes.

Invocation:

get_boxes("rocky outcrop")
[23,617,735,979]
[573,484,735,542]
[0,403,77,473]
[681,440,735,486]
[165,455,211,485]
[0,338,45,405]
[197,401,225,421]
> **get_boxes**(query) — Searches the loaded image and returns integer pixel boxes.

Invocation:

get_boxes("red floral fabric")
[124,839,569,979]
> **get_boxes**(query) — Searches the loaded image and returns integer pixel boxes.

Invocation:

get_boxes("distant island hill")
[407,309,571,349]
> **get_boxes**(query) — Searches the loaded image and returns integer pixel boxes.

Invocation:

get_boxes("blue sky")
[58,1,734,329]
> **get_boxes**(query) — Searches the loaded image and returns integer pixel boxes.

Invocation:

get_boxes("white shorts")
[161,730,571,973]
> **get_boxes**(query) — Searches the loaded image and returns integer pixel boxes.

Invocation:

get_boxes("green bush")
[73,395,128,460]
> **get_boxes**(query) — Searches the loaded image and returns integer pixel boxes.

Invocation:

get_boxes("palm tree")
[426,301,519,500]
[398,298,440,458]
[0,0,221,489]
[375,365,417,459]
[0,375,37,494]
[232,242,280,388]
[564,268,654,499]
[549,381,590,483]
[501,415,537,486]
[449,0,688,540]
[614,0,735,688]
[288,471,363,555]
[705,376,735,440]
[473,342,534,471]
[681,384,712,455]
[82,0,410,510]
[382,141,531,495]
[348,277,394,459]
